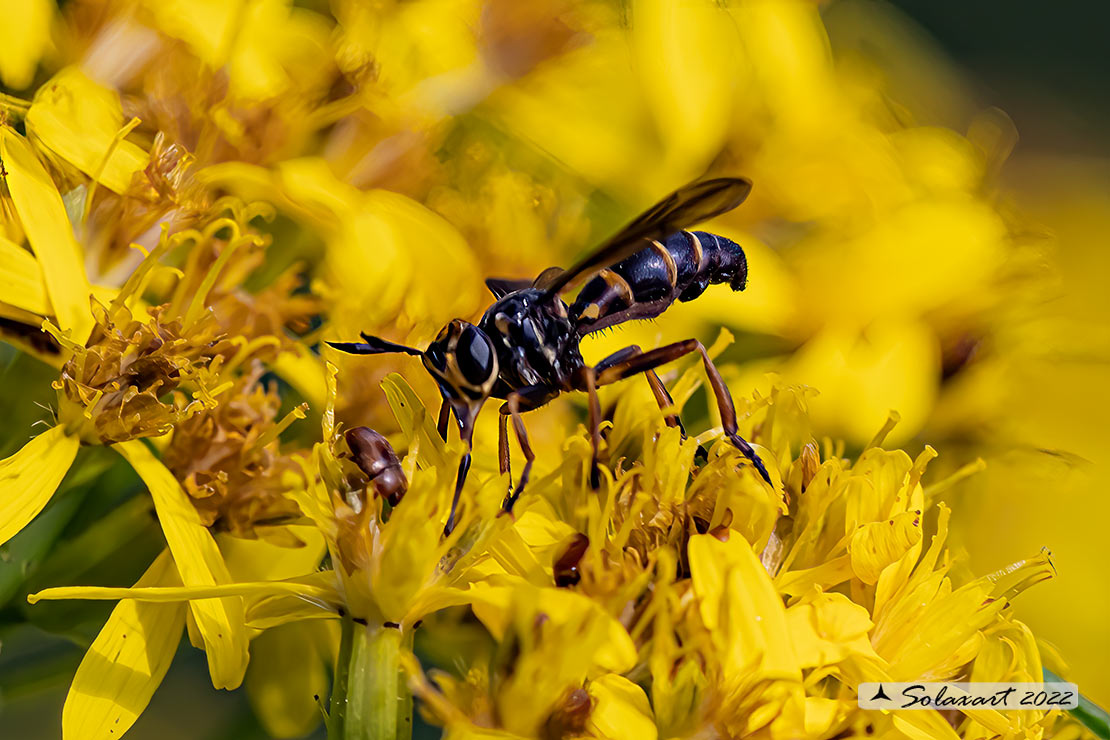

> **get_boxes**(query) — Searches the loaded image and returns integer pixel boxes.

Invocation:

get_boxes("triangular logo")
[870,684,891,701]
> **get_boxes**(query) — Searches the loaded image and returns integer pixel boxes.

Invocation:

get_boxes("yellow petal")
[0,425,79,546]
[784,592,879,669]
[143,0,238,68]
[688,533,800,680]
[221,525,326,582]
[892,712,962,740]
[28,578,340,605]
[512,511,577,549]
[362,189,482,324]
[471,584,638,680]
[775,555,853,597]
[492,37,651,190]
[802,696,842,737]
[784,320,939,447]
[26,67,150,194]
[61,550,186,740]
[0,126,94,343]
[227,1,332,100]
[114,440,248,689]
[245,623,329,739]
[381,372,449,470]
[0,233,50,314]
[0,0,54,89]
[586,674,658,740]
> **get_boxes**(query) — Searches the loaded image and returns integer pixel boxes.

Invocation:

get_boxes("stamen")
[82,116,142,230]
[865,410,902,450]
[924,457,988,502]
[250,403,309,452]
[182,232,263,327]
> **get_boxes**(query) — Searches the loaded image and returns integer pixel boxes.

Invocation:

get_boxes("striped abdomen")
[569,230,748,334]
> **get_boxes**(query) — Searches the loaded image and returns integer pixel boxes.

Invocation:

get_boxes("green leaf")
[1044,668,1110,739]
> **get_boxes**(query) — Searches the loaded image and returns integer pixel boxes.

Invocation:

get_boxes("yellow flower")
[28,368,513,737]
[288,373,1083,738]
[1,131,323,728]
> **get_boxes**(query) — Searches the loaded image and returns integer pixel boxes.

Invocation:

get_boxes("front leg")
[498,385,558,513]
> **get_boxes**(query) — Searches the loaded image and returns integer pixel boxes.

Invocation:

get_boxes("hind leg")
[595,345,686,434]
[590,340,772,485]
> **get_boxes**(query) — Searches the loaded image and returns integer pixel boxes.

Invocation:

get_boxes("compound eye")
[456,325,495,386]
[423,342,446,372]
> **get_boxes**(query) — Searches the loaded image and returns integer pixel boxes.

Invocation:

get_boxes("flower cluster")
[28,369,1071,740]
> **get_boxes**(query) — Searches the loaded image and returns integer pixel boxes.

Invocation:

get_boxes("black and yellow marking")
[685,230,704,272]
[600,268,635,304]
[650,239,679,287]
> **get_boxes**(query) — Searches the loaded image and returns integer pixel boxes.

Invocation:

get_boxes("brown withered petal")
[162,370,306,537]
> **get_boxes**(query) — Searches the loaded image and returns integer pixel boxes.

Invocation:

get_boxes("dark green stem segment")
[332,620,413,740]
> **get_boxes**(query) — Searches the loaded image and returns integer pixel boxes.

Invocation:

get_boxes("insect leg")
[498,412,511,477]
[501,394,536,512]
[593,340,772,485]
[444,451,471,536]
[437,398,451,441]
[583,367,602,488]
[498,384,557,511]
[596,345,684,434]
[443,397,486,537]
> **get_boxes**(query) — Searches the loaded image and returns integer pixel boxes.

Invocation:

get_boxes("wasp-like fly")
[330,177,771,534]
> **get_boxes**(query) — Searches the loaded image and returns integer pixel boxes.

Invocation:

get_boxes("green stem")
[328,614,355,740]
[344,623,413,740]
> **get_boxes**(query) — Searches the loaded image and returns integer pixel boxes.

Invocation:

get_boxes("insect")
[329,176,771,535]
[344,426,407,506]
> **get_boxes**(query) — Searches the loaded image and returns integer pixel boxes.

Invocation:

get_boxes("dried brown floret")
[53,300,232,443]
[162,368,307,539]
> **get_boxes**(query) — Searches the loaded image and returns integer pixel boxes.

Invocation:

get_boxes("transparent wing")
[485,277,535,299]
[539,177,752,298]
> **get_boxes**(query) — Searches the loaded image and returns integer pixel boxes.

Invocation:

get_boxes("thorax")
[478,289,583,393]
